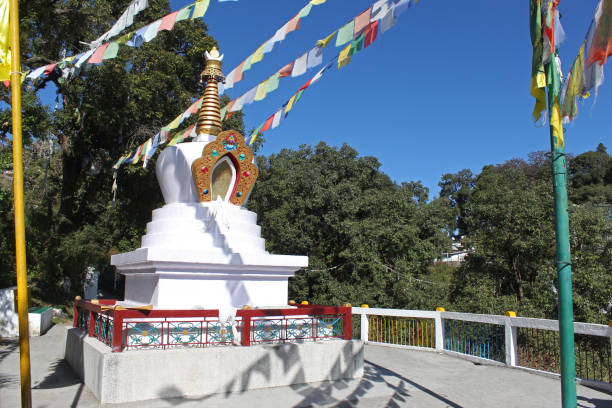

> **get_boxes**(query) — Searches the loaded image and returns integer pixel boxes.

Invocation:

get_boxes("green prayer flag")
[220,105,227,121]
[242,54,254,72]
[116,32,132,45]
[192,0,210,19]
[266,72,280,93]
[298,3,312,18]
[176,4,194,21]
[349,32,365,56]
[102,42,120,60]
[335,20,355,47]
[293,89,304,105]
[547,55,561,102]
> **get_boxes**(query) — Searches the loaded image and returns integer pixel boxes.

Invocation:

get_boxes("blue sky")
[44,0,612,198]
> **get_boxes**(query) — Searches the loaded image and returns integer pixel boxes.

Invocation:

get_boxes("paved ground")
[1,325,611,407]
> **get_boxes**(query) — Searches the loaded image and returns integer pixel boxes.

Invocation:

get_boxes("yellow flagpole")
[8,0,32,406]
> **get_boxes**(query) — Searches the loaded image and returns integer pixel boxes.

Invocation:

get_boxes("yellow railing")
[368,315,435,348]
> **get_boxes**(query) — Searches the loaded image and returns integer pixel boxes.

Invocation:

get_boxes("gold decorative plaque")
[191,130,258,207]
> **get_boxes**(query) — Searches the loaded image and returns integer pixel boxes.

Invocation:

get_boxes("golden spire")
[197,46,225,136]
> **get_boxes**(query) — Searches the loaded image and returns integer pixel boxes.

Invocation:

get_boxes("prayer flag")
[192,0,210,19]
[167,114,182,130]
[158,11,178,31]
[350,32,365,56]
[176,4,194,21]
[89,44,110,64]
[127,25,148,47]
[354,7,372,36]
[254,80,269,101]
[266,72,280,93]
[529,0,547,123]
[285,15,301,34]
[285,94,297,114]
[229,96,242,112]
[0,0,9,81]
[338,43,352,68]
[392,0,411,16]
[26,66,46,81]
[262,39,275,54]
[292,53,308,77]
[242,54,254,72]
[587,0,612,65]
[44,63,57,76]
[225,67,236,89]
[279,61,294,77]
[307,46,323,68]
[233,61,245,83]
[380,7,396,33]
[364,20,379,47]
[249,122,264,145]
[243,86,257,105]
[143,20,162,42]
[317,31,337,48]
[102,42,120,60]
[561,44,585,122]
[220,105,227,121]
[371,0,390,21]
[310,0,326,5]
[547,55,564,146]
[336,20,355,47]
[271,109,283,129]
[298,3,313,18]
[116,32,132,45]
[250,44,266,64]
[260,114,275,132]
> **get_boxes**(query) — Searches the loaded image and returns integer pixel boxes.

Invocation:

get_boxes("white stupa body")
[111,134,308,310]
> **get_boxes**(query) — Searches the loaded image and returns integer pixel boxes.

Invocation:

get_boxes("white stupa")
[111,47,308,310]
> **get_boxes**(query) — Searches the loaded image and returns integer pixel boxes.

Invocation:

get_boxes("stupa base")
[65,327,364,405]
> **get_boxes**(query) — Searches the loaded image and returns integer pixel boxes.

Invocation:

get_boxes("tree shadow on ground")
[33,359,81,389]
[0,337,17,363]
[578,395,612,408]
[154,341,464,407]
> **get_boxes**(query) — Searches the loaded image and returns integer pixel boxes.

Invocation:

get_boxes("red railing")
[73,299,352,352]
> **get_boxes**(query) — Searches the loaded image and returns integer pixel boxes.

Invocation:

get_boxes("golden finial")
[197,46,225,136]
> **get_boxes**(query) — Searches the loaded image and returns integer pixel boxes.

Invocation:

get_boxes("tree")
[438,168,475,237]
[248,142,450,308]
[0,0,230,301]
[569,143,612,204]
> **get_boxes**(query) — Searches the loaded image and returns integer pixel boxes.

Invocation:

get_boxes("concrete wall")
[65,327,363,405]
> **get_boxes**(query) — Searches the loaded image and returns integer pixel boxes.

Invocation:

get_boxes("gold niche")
[191,130,258,207]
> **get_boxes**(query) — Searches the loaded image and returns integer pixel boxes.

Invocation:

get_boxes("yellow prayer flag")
[167,114,182,130]
[338,43,352,69]
[285,94,297,114]
[250,44,266,64]
[317,31,337,48]
[310,0,327,4]
[550,103,564,148]
[254,80,268,101]
[0,0,11,81]
[192,0,210,19]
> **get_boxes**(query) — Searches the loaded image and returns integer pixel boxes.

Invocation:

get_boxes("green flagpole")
[546,55,577,408]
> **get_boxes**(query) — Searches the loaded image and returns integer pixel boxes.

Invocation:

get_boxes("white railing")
[352,307,612,392]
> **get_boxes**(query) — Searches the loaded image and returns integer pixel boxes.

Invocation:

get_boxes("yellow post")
[8,1,31,406]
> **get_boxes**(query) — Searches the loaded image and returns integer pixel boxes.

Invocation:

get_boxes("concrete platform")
[1,325,611,407]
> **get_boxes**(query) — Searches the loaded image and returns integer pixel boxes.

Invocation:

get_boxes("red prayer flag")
[279,61,294,77]
[44,63,58,76]
[260,114,275,132]
[587,0,612,65]
[188,97,202,114]
[285,15,301,34]
[225,111,234,120]
[364,20,379,48]
[2,80,9,88]
[354,7,372,36]
[234,61,245,83]
[158,11,179,31]
[89,44,109,64]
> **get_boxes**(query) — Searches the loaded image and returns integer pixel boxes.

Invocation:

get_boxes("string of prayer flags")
[249,57,337,145]
[559,0,611,124]
[223,0,328,91]
[23,0,211,83]
[93,0,149,47]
